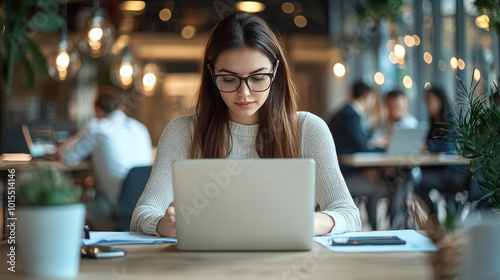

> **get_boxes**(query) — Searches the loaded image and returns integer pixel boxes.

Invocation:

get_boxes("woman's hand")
[156,203,176,237]
[314,212,335,236]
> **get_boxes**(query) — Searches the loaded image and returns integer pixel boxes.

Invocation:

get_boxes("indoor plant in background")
[434,78,500,280]
[16,166,85,278]
[441,78,500,211]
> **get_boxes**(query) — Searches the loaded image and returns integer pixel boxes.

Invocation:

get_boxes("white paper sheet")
[82,231,177,245]
[313,230,437,252]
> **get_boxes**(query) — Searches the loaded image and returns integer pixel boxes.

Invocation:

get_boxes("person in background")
[131,11,361,237]
[417,87,468,214]
[368,89,420,228]
[328,81,391,230]
[370,89,419,145]
[329,81,388,157]
[60,91,153,230]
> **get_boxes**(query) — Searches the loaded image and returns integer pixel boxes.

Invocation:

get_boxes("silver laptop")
[22,124,57,158]
[386,126,428,155]
[172,159,315,251]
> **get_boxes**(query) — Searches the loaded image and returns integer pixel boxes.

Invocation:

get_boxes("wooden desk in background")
[0,242,432,280]
[339,153,469,167]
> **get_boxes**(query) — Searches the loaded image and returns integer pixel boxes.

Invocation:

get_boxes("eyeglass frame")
[210,62,278,93]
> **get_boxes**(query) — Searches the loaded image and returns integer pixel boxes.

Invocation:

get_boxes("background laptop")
[354,124,428,157]
[385,125,428,155]
[22,124,57,158]
[172,159,315,251]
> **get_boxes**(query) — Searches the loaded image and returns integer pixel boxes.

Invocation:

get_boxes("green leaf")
[27,38,47,74]
[20,55,34,87]
[28,13,63,32]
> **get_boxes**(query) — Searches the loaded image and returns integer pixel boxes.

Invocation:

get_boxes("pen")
[84,225,90,239]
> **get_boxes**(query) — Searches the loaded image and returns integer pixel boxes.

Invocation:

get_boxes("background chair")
[116,165,152,231]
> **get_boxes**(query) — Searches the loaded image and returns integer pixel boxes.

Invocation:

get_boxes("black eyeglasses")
[212,64,277,93]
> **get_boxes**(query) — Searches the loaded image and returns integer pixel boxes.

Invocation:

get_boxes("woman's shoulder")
[166,115,195,130]
[297,111,328,129]
[160,115,195,140]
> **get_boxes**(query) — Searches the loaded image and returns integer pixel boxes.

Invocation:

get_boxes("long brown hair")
[190,12,300,159]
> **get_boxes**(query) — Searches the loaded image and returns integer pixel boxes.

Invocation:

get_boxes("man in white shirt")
[60,92,153,229]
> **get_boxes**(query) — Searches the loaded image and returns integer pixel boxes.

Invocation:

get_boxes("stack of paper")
[82,231,177,246]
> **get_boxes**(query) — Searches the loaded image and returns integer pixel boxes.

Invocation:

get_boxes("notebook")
[172,159,315,251]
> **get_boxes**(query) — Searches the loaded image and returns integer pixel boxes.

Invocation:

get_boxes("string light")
[294,15,307,28]
[412,35,421,46]
[159,9,172,21]
[120,1,146,12]
[450,57,458,69]
[389,52,398,64]
[235,1,265,13]
[457,59,465,70]
[423,52,433,64]
[181,25,196,39]
[281,2,294,14]
[386,40,395,52]
[374,72,385,85]
[475,15,489,30]
[404,35,415,47]
[333,63,346,78]
[403,75,413,89]
[394,44,405,58]
[474,69,481,81]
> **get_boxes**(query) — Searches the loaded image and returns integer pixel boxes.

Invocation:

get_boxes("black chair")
[116,166,152,231]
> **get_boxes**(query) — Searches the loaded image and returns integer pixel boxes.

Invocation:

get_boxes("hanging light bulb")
[111,46,141,89]
[78,0,115,58]
[137,63,162,96]
[47,41,81,81]
[47,1,81,81]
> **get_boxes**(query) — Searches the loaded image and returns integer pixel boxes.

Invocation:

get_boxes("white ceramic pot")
[459,218,500,280]
[17,203,86,278]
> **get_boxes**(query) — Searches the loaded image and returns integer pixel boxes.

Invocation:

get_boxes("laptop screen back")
[172,159,315,251]
[386,127,428,155]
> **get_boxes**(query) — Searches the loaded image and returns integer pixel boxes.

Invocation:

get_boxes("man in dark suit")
[328,81,390,230]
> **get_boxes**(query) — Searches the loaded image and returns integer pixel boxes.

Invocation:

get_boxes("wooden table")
[0,242,433,279]
[0,158,91,171]
[339,153,469,167]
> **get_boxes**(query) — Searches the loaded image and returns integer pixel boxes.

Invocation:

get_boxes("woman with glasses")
[131,11,361,237]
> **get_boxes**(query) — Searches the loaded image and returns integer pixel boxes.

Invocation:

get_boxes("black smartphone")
[331,236,406,246]
[81,245,127,258]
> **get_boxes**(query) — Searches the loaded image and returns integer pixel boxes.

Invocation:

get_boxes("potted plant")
[16,166,85,278]
[440,78,500,211]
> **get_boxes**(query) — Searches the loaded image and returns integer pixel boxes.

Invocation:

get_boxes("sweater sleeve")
[300,112,362,234]
[130,116,193,235]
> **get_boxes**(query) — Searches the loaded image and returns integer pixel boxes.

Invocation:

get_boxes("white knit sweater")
[131,111,361,235]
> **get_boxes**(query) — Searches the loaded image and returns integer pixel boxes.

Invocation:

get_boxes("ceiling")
[63,0,330,35]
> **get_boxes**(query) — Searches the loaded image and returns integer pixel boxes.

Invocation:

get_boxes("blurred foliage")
[17,167,81,206]
[0,0,63,94]
[473,0,500,34]
[356,0,404,23]
[439,77,500,209]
